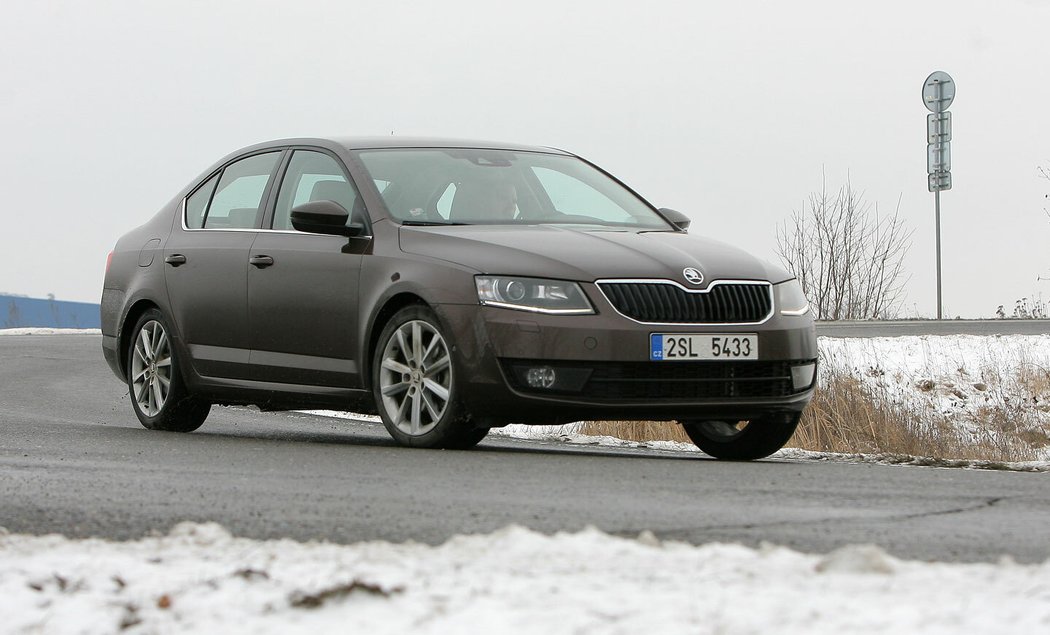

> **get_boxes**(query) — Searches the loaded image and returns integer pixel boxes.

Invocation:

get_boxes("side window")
[273,150,360,231]
[203,152,281,230]
[185,174,219,229]
[532,167,632,222]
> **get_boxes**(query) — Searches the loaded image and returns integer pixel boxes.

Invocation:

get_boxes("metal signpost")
[923,70,955,319]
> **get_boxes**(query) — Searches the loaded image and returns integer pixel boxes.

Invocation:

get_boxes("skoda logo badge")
[683,267,704,285]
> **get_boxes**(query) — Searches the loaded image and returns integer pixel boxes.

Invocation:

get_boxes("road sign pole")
[935,186,942,319]
[935,77,943,320]
[923,70,954,321]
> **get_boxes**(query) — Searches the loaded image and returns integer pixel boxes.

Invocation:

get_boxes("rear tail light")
[106,251,113,274]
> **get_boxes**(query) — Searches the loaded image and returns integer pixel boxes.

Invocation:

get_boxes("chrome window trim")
[594,278,775,326]
[180,199,373,238]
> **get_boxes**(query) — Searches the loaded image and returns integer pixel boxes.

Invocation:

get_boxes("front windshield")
[353,148,672,229]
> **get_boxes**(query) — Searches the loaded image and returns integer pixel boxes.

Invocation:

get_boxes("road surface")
[1,335,1047,562]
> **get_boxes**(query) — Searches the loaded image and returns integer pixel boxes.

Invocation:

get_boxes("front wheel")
[680,413,800,460]
[372,305,488,449]
[126,309,210,432]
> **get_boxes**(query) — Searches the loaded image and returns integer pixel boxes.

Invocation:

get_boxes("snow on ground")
[819,334,1050,417]
[2,523,1050,635]
[820,335,1050,458]
[0,328,101,335]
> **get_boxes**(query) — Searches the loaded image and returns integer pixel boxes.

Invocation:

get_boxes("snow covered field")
[820,335,1050,423]
[817,335,1050,460]
[3,522,1050,634]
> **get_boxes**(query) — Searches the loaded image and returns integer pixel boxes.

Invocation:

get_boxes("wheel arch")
[118,300,163,377]
[363,292,430,390]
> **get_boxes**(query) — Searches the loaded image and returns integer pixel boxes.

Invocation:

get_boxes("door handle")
[249,255,275,268]
[164,254,187,267]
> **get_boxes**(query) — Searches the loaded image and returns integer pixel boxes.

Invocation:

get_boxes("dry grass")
[791,370,1035,462]
[578,363,1048,463]
[577,420,692,444]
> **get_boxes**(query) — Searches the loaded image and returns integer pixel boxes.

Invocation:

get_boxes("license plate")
[650,333,758,361]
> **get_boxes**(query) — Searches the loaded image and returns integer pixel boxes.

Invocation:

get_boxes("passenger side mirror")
[659,208,691,232]
[290,200,364,237]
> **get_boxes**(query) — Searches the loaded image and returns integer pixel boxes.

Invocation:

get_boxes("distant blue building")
[1,294,101,329]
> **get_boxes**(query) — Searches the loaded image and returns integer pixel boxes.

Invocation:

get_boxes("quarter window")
[273,151,360,231]
[185,174,219,230]
[202,152,281,230]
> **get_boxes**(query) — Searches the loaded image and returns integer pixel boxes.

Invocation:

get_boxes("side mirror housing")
[659,208,691,232]
[290,200,364,237]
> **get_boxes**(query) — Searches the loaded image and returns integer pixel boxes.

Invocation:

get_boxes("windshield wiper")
[399,220,470,226]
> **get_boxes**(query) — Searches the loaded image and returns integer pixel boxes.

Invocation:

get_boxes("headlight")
[775,279,810,316]
[475,276,594,314]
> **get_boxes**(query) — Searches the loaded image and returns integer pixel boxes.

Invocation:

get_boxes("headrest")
[310,179,356,213]
[451,180,516,221]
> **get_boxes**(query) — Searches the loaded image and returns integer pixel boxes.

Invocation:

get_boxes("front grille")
[598,281,772,323]
[503,359,809,401]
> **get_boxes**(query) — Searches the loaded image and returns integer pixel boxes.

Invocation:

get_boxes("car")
[101,137,817,460]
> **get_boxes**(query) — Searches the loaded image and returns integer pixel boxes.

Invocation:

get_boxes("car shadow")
[189,422,717,463]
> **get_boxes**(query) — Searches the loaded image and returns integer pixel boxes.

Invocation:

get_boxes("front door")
[247,149,368,388]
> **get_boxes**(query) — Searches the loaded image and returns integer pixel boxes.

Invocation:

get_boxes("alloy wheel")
[378,319,452,436]
[131,320,172,417]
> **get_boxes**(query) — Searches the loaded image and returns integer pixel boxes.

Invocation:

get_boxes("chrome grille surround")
[596,279,774,325]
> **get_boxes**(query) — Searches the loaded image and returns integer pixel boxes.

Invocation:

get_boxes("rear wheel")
[372,305,488,449]
[680,413,800,460]
[127,309,210,432]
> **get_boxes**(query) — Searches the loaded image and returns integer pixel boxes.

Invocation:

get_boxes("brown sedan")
[102,137,816,459]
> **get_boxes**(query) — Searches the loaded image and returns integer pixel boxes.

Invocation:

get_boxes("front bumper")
[435,297,818,425]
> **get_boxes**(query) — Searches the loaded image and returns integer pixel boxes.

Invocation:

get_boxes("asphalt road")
[2,335,1048,563]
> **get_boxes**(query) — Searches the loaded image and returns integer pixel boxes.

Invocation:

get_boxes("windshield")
[353,148,672,229]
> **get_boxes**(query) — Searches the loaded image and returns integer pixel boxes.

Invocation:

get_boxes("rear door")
[163,151,283,379]
[246,149,369,387]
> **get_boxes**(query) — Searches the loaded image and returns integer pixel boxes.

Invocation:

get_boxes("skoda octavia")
[102,137,816,460]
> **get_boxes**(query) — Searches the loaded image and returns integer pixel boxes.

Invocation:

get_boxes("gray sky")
[2,0,1047,317]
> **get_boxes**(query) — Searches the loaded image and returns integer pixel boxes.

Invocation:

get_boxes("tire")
[126,309,211,432]
[680,413,801,460]
[372,305,488,449]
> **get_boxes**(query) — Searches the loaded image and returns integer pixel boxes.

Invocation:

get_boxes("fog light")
[791,363,816,391]
[526,366,557,389]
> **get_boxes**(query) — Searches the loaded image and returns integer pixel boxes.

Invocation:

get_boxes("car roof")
[235,136,573,155]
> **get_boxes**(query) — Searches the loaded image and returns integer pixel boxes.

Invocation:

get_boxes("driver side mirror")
[290,200,365,237]
[659,208,691,232]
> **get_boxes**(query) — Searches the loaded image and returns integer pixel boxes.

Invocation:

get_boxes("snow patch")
[2,523,1049,633]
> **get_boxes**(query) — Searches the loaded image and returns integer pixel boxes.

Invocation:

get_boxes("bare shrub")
[776,174,912,320]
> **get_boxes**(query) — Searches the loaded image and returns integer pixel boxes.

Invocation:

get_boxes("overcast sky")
[2,0,1047,317]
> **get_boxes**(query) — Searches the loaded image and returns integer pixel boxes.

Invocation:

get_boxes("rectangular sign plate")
[928,172,952,192]
[927,112,952,143]
[927,141,952,173]
[650,333,759,361]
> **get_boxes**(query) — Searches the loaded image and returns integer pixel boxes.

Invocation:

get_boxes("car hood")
[398,225,792,285]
